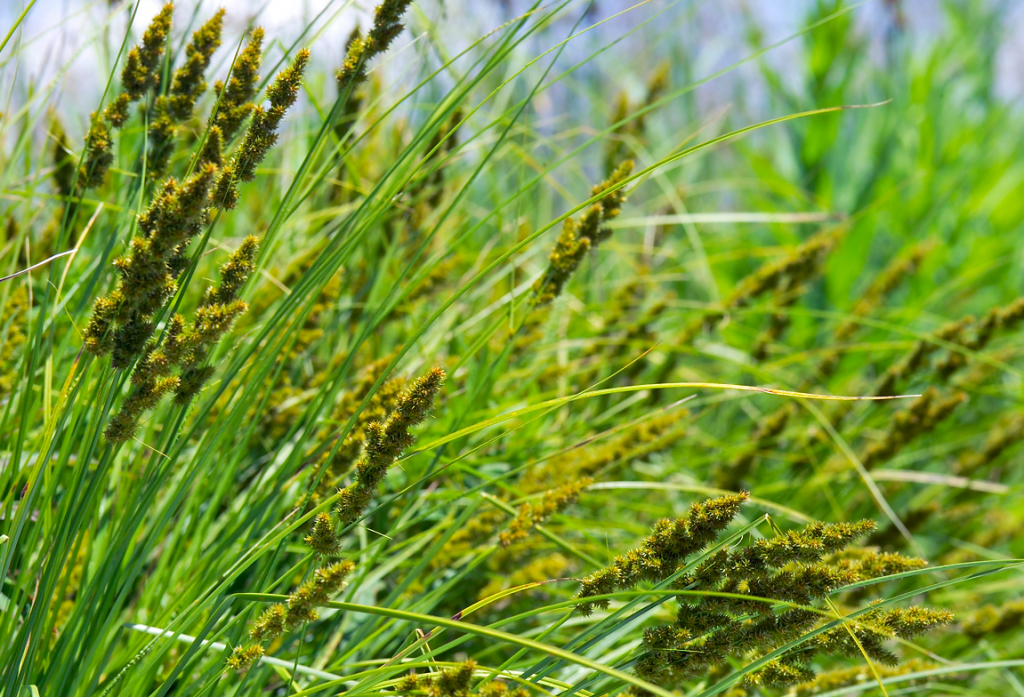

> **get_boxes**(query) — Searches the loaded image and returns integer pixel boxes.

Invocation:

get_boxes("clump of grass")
[3,3,1024,697]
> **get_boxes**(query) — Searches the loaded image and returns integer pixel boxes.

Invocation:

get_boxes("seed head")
[500,478,590,547]
[533,161,633,306]
[167,9,224,121]
[145,8,224,177]
[336,0,413,94]
[197,125,224,167]
[305,512,341,556]
[227,643,263,671]
[336,367,445,523]
[214,27,265,139]
[121,3,174,99]
[214,48,309,207]
[78,113,114,191]
[250,603,287,642]
[575,493,748,615]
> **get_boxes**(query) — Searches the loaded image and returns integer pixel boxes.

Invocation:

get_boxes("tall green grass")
[1,1,1023,696]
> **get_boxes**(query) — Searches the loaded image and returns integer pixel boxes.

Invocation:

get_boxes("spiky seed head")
[197,125,224,167]
[121,3,174,99]
[215,27,265,139]
[250,603,287,641]
[227,642,264,671]
[166,8,224,121]
[304,512,341,556]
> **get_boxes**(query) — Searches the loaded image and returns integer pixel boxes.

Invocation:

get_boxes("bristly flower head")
[533,160,634,306]
[625,510,946,691]
[237,47,310,181]
[520,411,684,494]
[954,413,1024,476]
[313,360,407,504]
[336,367,446,524]
[214,48,310,208]
[790,659,942,697]
[935,295,1024,378]
[103,4,175,129]
[430,660,476,697]
[575,492,748,616]
[120,3,174,100]
[246,560,355,649]
[399,661,530,697]
[103,375,180,443]
[304,512,342,557]
[336,0,413,94]
[214,27,265,140]
[727,229,838,311]
[99,234,257,441]
[227,642,264,672]
[84,162,218,370]
[77,113,115,192]
[202,235,257,307]
[367,0,412,54]
[147,8,225,177]
[963,599,1024,638]
[729,519,876,575]
[854,388,966,472]
[50,118,76,200]
[170,237,259,404]
[232,561,355,670]
[500,479,590,547]
[167,8,225,121]
[197,125,224,167]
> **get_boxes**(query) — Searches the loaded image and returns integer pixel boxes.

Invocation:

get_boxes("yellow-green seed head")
[214,27,265,139]
[121,3,174,99]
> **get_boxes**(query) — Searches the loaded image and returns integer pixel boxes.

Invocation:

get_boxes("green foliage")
[2,2,1024,697]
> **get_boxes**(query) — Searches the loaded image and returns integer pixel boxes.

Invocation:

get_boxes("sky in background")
[1,0,1022,135]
